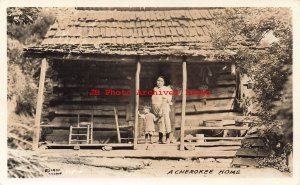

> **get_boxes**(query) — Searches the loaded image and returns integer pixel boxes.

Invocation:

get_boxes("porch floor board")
[37,149,237,159]
[46,143,134,149]
[43,142,240,158]
[45,141,241,149]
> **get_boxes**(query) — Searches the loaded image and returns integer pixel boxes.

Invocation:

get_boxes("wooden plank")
[235,148,269,157]
[55,63,134,69]
[139,55,183,63]
[53,80,133,88]
[53,85,132,93]
[47,54,138,63]
[219,119,236,126]
[27,53,226,64]
[114,107,121,143]
[91,112,95,144]
[52,94,131,101]
[128,77,136,122]
[185,126,249,130]
[37,148,237,158]
[185,137,244,140]
[49,117,128,126]
[78,150,237,158]
[244,134,261,139]
[194,146,240,151]
[55,60,135,67]
[33,58,47,150]
[51,104,127,111]
[46,100,129,107]
[175,98,235,114]
[135,143,179,151]
[52,109,126,116]
[87,125,90,144]
[41,124,133,130]
[180,60,187,151]
[48,97,131,104]
[174,86,236,101]
[200,86,236,99]
[241,138,266,147]
[170,64,178,142]
[175,99,234,109]
[46,143,133,147]
[205,137,244,140]
[175,112,242,127]
[68,126,72,144]
[184,141,241,146]
[216,79,236,86]
[134,61,141,149]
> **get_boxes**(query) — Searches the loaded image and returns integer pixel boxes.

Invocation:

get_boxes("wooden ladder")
[69,111,94,144]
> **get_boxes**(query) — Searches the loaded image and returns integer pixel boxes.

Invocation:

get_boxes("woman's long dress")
[151,86,172,134]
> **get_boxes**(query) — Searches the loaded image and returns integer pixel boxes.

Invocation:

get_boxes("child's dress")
[144,113,156,135]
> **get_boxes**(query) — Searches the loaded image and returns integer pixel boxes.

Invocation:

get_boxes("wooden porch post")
[133,59,141,149]
[180,57,187,151]
[33,58,47,150]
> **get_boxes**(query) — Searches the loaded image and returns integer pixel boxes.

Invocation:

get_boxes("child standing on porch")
[139,106,158,144]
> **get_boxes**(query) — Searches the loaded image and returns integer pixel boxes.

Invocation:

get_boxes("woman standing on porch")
[151,76,173,144]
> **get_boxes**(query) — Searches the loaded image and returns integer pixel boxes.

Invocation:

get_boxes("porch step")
[232,158,259,167]
[232,135,268,168]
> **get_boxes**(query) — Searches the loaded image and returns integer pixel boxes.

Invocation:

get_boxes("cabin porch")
[33,54,250,152]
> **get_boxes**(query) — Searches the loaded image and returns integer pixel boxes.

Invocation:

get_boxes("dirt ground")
[43,159,290,178]
[8,149,292,178]
[34,151,291,178]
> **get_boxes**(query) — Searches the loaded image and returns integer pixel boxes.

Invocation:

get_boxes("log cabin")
[24,8,256,151]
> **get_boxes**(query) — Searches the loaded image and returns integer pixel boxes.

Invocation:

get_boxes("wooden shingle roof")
[25,8,245,57]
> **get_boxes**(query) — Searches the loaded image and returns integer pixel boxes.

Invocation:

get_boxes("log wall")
[42,60,241,144]
[138,62,240,140]
[176,63,239,138]
[42,60,135,144]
